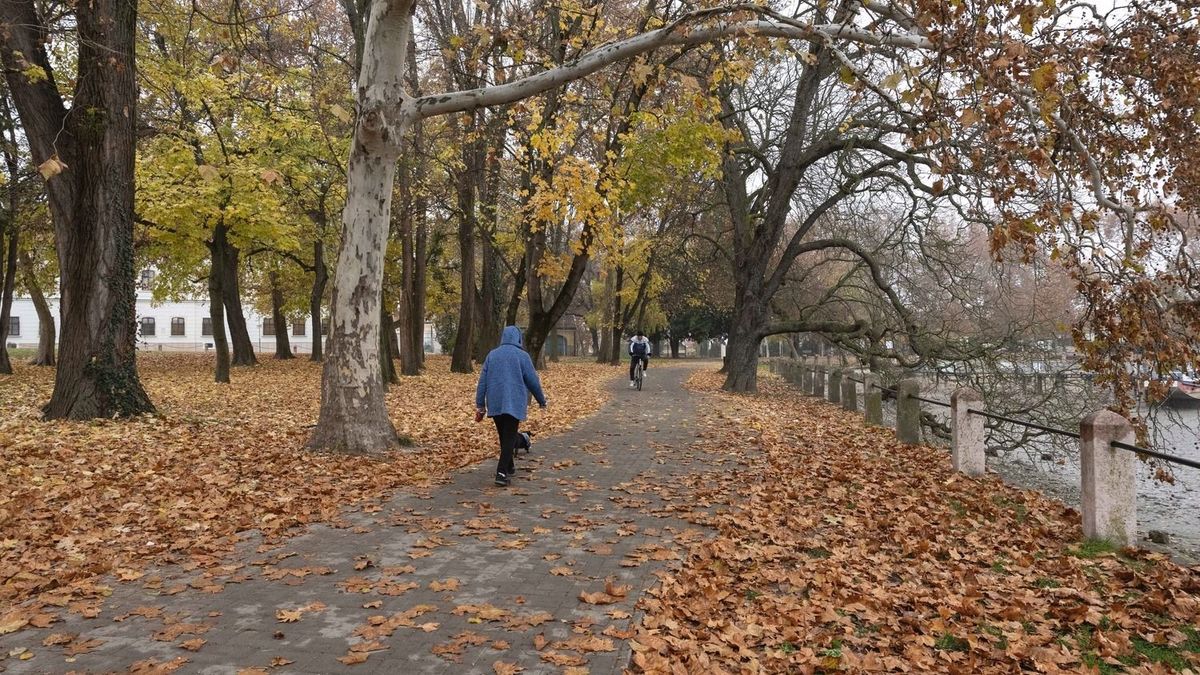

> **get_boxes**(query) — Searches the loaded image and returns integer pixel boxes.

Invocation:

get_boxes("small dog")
[515,430,533,454]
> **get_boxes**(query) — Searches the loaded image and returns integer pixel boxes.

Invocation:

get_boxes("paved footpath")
[1,363,718,674]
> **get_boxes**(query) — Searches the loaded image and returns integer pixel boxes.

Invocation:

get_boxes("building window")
[139,317,156,337]
[7,316,18,337]
[139,269,156,286]
[321,318,329,336]
[171,317,185,336]
[292,319,306,336]
[202,317,212,336]
[263,318,275,336]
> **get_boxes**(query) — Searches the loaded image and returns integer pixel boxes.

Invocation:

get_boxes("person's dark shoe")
[494,472,510,487]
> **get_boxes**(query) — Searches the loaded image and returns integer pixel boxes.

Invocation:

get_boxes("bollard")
[863,374,883,426]
[1079,411,1136,546]
[828,369,842,404]
[951,387,985,477]
[895,378,921,444]
[842,375,857,411]
[801,365,812,393]
[813,367,825,397]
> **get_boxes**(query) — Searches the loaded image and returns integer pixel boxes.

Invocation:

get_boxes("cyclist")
[628,330,651,388]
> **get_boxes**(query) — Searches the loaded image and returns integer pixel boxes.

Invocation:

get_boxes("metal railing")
[839,368,1194,470]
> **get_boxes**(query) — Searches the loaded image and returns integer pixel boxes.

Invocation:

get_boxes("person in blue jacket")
[475,326,547,486]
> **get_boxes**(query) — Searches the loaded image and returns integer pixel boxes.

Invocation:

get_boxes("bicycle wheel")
[635,362,643,391]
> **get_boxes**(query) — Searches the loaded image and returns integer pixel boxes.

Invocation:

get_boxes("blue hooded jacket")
[475,326,547,420]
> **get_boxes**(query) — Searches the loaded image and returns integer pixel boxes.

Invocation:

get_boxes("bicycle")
[633,359,644,391]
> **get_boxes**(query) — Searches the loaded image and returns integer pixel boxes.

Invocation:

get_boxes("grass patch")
[745,589,761,601]
[934,633,969,652]
[805,547,831,559]
[1069,538,1119,559]
[1034,577,1060,589]
[1131,637,1190,669]
[776,642,796,654]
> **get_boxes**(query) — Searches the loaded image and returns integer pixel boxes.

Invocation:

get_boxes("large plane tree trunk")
[21,252,55,366]
[0,0,154,417]
[307,0,409,453]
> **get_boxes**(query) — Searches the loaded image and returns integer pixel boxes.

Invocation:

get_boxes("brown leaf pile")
[0,354,614,617]
[631,370,1200,673]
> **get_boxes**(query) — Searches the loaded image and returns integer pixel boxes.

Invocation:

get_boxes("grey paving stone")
[0,364,710,674]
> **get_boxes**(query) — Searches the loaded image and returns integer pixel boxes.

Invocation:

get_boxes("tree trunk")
[0,227,15,374]
[221,238,257,366]
[608,265,624,366]
[450,136,478,374]
[270,271,294,359]
[670,336,681,358]
[722,291,767,392]
[207,229,232,383]
[21,252,56,366]
[473,237,501,359]
[380,303,397,385]
[589,325,600,358]
[307,8,409,452]
[310,238,328,362]
[397,146,421,376]
[0,0,155,417]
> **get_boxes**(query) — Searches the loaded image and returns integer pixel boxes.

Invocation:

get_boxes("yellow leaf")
[37,156,67,180]
[1031,62,1057,92]
[330,104,352,124]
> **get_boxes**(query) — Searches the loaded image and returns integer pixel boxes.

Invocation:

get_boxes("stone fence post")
[951,388,985,477]
[842,375,856,411]
[1079,411,1136,546]
[895,378,921,445]
[813,367,825,397]
[801,365,812,393]
[863,374,883,426]
[828,369,842,404]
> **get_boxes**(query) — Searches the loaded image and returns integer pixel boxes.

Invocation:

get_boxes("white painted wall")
[3,291,442,355]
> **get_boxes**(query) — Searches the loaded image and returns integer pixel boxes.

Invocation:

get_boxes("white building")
[4,292,443,355]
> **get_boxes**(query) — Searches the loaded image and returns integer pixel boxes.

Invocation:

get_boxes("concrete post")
[863,374,883,426]
[813,367,825,397]
[896,378,921,445]
[1079,410,1137,546]
[951,387,985,477]
[828,369,842,404]
[801,365,812,393]
[841,375,856,411]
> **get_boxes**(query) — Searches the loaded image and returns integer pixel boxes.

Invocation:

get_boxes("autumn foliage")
[631,371,1200,672]
[0,355,614,619]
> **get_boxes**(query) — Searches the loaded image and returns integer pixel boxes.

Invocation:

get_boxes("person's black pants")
[493,414,520,476]
[629,354,648,380]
